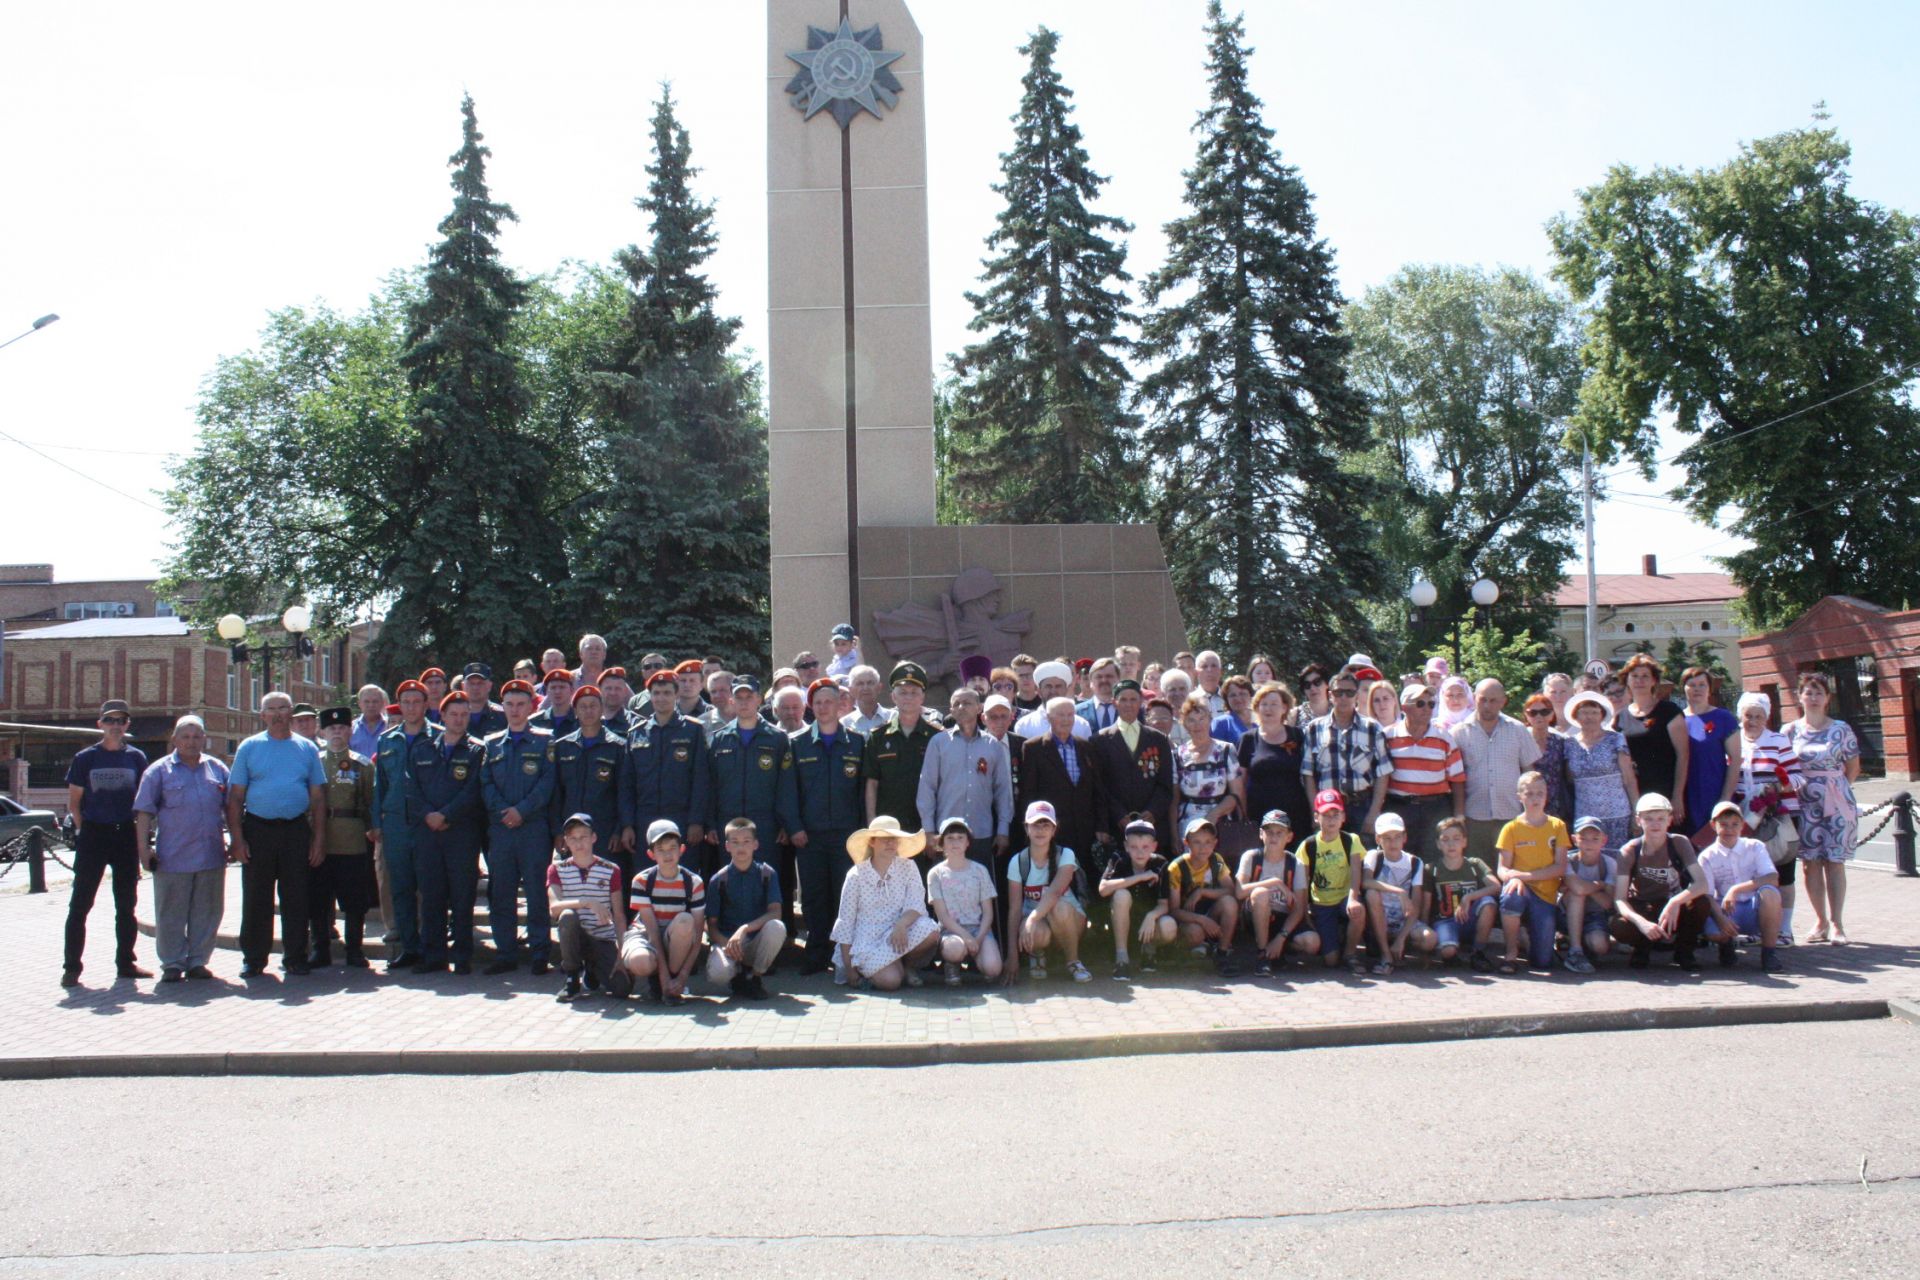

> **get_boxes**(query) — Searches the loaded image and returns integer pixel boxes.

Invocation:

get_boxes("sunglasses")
[1525,708,1551,718]
[1303,677,1326,688]
[1331,688,1358,698]
[101,717,130,727]
[796,661,820,671]
[1404,698,1432,709]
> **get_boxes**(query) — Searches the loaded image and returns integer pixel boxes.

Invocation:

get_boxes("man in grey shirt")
[1449,678,1542,864]
[916,687,1013,883]
[133,715,231,982]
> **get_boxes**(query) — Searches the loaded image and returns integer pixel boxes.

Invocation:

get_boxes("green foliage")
[944,27,1140,524]
[1549,124,1920,628]
[1136,2,1377,672]
[1629,636,1733,691]
[1344,265,1586,670]
[1428,618,1548,694]
[568,88,769,671]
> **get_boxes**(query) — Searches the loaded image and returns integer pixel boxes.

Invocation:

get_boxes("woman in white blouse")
[830,816,942,990]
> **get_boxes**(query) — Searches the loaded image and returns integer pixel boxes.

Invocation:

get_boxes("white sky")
[3,0,1914,586]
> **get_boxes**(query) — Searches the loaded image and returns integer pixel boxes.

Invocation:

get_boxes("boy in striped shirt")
[1383,682,1465,864]
[618,819,706,1005]
[547,813,627,1003]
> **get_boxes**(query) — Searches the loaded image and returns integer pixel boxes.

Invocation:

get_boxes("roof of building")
[1552,572,1742,609]
[1,617,193,641]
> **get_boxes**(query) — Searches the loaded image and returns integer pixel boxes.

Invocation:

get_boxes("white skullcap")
[1033,661,1074,686]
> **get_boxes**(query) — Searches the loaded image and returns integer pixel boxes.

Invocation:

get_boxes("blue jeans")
[1500,884,1558,968]
[1702,895,1764,941]
[486,825,554,962]
[1433,896,1497,951]
[380,821,421,956]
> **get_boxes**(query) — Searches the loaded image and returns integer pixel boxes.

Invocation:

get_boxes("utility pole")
[1582,438,1598,664]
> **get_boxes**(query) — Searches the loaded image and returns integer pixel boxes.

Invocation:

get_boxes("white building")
[1553,555,1745,683]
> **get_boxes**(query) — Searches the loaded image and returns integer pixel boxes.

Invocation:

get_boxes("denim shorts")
[1702,895,1763,940]
[1432,896,1495,950]
[1310,902,1352,952]
[1557,901,1615,941]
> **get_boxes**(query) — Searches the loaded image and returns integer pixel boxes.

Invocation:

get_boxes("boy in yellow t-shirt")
[1495,771,1569,974]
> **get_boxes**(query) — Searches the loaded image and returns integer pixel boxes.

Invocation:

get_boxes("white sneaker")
[832,962,850,986]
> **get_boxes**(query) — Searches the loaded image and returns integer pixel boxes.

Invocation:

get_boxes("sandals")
[943,964,962,987]
[1497,958,1520,975]
[1805,926,1831,944]
[1370,960,1394,977]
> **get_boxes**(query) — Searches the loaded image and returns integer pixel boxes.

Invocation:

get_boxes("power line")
[1660,459,1920,561]
[0,428,169,512]
[9,438,178,457]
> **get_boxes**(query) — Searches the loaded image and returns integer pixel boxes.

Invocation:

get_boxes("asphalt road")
[2,1019,1917,1277]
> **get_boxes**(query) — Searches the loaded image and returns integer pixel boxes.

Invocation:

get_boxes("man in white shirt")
[1014,661,1089,741]
[842,665,891,738]
[1449,679,1541,865]
[1697,801,1785,972]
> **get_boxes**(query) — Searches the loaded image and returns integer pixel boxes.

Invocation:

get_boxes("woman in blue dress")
[1681,666,1739,846]
[1562,690,1639,852]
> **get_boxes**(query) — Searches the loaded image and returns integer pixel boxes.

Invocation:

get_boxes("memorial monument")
[766,0,1188,679]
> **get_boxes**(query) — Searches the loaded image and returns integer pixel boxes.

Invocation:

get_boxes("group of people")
[59,628,1865,1000]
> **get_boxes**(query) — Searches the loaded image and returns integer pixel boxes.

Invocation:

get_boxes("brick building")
[1739,595,1920,780]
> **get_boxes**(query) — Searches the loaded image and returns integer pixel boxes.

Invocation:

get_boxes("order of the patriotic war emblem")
[786,17,904,128]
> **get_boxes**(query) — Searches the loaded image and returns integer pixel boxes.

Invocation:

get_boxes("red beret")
[673,659,704,676]
[601,666,628,682]
[439,692,467,713]
[541,669,574,687]
[384,703,400,716]
[396,680,428,697]
[419,668,447,682]
[644,669,676,690]
[499,679,534,697]
[807,677,841,701]
[572,684,604,702]
[1074,657,1094,672]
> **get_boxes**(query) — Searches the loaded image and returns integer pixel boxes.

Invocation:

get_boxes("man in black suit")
[1018,698,1106,863]
[1089,680,1175,853]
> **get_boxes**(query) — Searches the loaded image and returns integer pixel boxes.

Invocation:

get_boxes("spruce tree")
[574,88,769,669]
[1136,2,1377,670]
[375,95,567,676]
[945,26,1139,524]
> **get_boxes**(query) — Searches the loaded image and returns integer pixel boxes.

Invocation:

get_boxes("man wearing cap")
[1089,679,1176,854]
[291,703,320,742]
[598,668,637,738]
[372,680,440,971]
[624,668,710,864]
[783,677,867,973]
[1013,662,1089,741]
[132,714,229,983]
[60,699,152,986]
[1299,669,1393,838]
[1020,697,1107,862]
[409,694,486,973]
[419,669,451,723]
[916,686,1013,880]
[529,669,578,740]
[862,662,940,833]
[480,679,556,975]
[669,659,723,738]
[1383,682,1466,863]
[826,622,862,679]
[1074,657,1122,734]
[460,663,507,738]
[227,691,328,977]
[549,685,633,885]
[707,676,795,881]
[311,706,377,967]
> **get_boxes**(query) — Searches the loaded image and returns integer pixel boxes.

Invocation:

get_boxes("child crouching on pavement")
[1361,812,1434,975]
[705,817,786,1000]
[1168,817,1241,977]
[1100,814,1175,981]
[927,816,1002,985]
[548,813,627,1002]
[1236,810,1307,977]
[1427,816,1499,970]
[1559,816,1617,974]
[1495,771,1569,974]
[619,819,706,1005]
[1697,801,1786,973]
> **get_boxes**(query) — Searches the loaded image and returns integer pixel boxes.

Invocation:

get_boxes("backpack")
[635,865,699,917]
[1300,833,1364,889]
[1015,846,1089,906]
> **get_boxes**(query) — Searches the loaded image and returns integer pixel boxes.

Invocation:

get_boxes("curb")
[0,998,1890,1080]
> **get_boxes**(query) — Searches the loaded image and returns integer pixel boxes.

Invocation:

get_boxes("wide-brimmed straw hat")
[846,815,927,862]
[1563,690,1615,731]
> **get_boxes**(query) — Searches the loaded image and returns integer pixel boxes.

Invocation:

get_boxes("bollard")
[1894,791,1916,878]
[27,826,48,894]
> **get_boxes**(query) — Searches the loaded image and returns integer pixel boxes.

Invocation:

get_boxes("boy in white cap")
[1361,811,1432,974]
[619,819,706,1004]
[1697,801,1786,972]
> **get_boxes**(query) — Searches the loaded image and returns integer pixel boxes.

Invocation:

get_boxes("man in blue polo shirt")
[226,690,327,977]
[61,699,151,987]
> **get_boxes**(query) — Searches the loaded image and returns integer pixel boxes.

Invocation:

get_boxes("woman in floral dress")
[1785,672,1862,944]
[1562,690,1639,852]
[1175,693,1244,830]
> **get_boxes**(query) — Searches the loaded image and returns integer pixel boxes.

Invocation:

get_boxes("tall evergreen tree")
[944,26,1139,524]
[1136,3,1377,669]
[375,96,567,676]
[573,88,768,670]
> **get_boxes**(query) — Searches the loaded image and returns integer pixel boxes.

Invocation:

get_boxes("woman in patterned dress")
[1562,690,1639,852]
[830,816,942,990]
[1786,672,1863,944]
[1175,693,1244,830]
[1521,692,1573,823]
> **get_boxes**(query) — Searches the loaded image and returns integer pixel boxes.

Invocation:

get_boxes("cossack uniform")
[315,708,377,966]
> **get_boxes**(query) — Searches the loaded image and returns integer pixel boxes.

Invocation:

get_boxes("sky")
[3,0,1916,589]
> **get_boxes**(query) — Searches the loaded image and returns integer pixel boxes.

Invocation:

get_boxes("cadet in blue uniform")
[784,677,867,974]
[549,684,633,885]
[372,679,441,971]
[420,668,450,724]
[410,693,486,973]
[706,676,795,880]
[529,668,578,740]
[480,679,555,975]
[460,662,508,739]
[598,668,637,738]
[623,667,710,859]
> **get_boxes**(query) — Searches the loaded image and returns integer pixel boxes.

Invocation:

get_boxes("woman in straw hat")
[1563,689,1639,853]
[830,816,941,990]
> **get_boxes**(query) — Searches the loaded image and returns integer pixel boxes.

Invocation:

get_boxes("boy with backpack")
[1559,815,1617,974]
[1295,790,1367,971]
[705,817,785,999]
[1361,811,1433,975]
[619,819,706,1004]
[1097,815,1174,981]
[1236,810,1307,977]
[1427,816,1499,970]
[1168,817,1241,977]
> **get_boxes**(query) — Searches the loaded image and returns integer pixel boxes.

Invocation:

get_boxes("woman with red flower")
[1620,655,1691,831]
[1682,666,1740,845]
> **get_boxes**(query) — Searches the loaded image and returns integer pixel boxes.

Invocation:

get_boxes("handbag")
[1753,811,1800,866]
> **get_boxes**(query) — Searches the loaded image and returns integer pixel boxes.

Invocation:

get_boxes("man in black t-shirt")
[63,699,152,986]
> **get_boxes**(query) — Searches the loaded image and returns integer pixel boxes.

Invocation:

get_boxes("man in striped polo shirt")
[617,820,707,1005]
[547,813,626,1003]
[1383,683,1466,865]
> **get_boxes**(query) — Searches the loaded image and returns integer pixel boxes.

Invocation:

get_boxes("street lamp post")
[1406,577,1501,671]
[216,606,315,697]
[0,313,60,354]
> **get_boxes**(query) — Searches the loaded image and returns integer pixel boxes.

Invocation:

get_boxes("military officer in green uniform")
[862,662,939,844]
[313,706,377,967]
[783,677,866,974]
[706,676,794,880]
